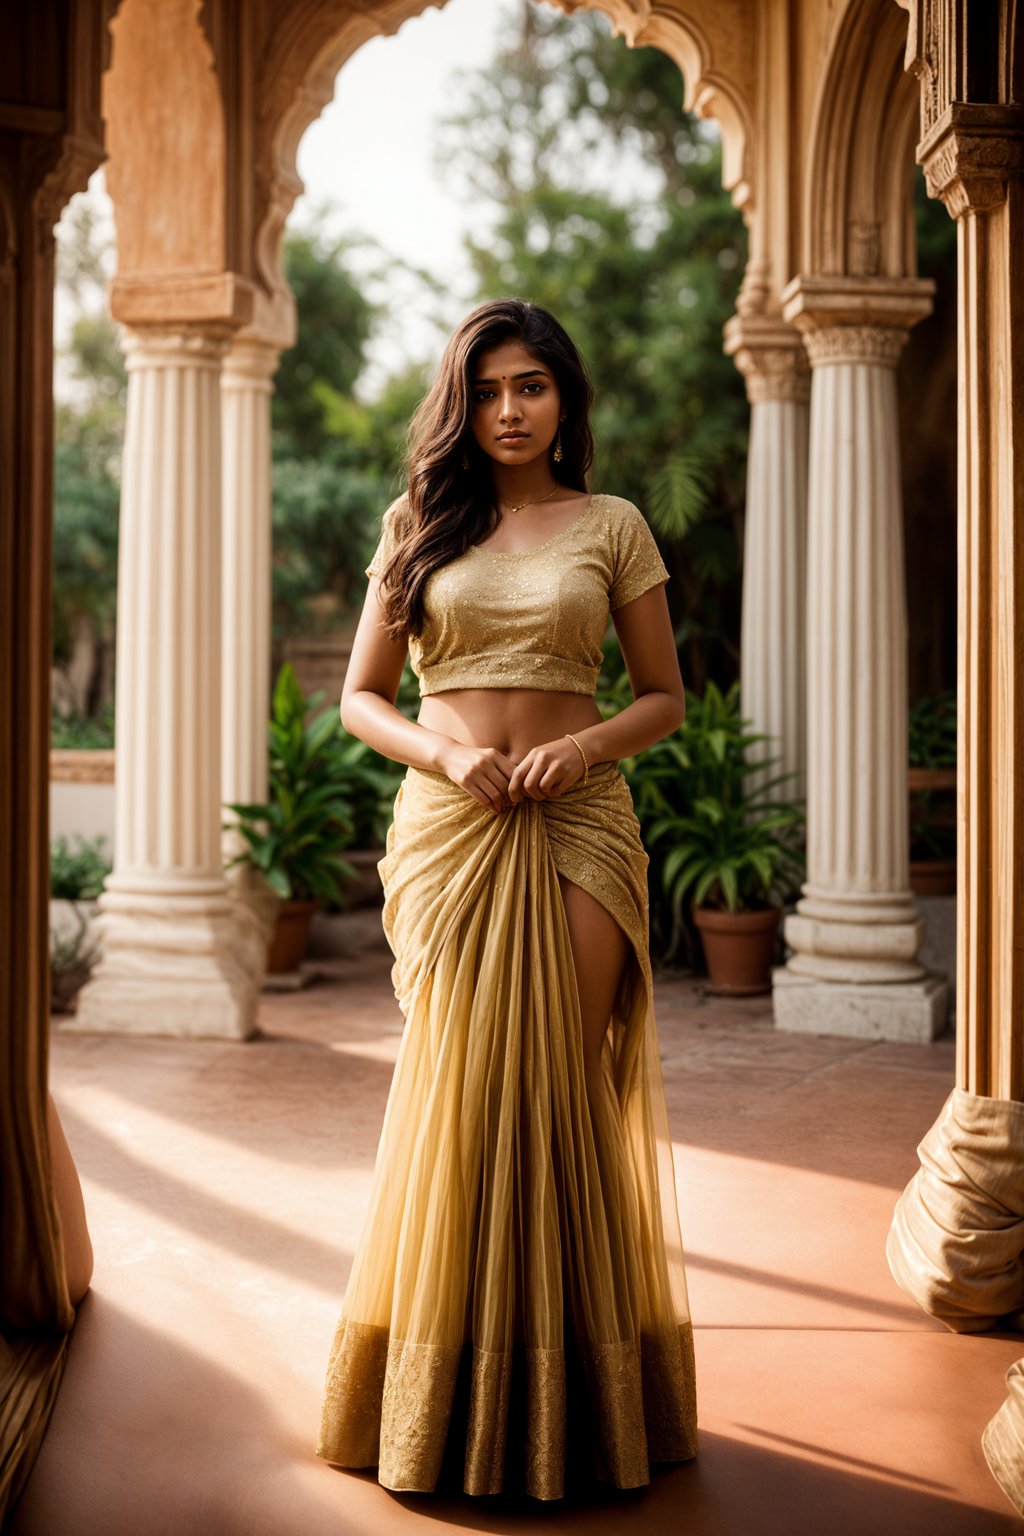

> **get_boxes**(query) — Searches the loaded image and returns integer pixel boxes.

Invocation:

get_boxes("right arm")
[341,574,515,811]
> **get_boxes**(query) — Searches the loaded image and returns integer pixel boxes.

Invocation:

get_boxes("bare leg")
[556,873,630,1088]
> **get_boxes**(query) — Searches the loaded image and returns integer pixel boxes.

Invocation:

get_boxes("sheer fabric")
[317,759,698,1499]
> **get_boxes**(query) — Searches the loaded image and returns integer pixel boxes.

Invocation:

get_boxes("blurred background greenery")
[51,7,751,737]
[51,1,956,755]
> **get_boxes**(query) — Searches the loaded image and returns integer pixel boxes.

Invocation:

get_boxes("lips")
[497,433,528,442]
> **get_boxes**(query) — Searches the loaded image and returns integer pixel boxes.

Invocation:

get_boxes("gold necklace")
[496,482,562,516]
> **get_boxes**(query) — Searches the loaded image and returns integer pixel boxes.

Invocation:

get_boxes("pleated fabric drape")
[887,1087,1024,1333]
[0,1052,75,1521]
[317,758,698,1499]
[887,1086,1024,1517]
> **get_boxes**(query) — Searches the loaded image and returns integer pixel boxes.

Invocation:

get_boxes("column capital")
[221,337,281,394]
[723,314,811,404]
[780,275,936,368]
[120,324,235,372]
[918,102,1024,219]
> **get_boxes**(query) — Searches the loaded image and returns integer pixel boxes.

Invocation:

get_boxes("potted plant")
[325,732,407,907]
[50,833,110,1011]
[908,689,957,897]
[224,664,362,973]
[641,681,805,995]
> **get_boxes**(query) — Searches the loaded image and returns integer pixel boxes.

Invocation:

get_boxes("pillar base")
[772,965,951,1042]
[792,897,927,983]
[67,889,266,1040]
[887,1086,1024,1332]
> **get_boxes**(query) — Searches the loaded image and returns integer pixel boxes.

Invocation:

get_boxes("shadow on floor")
[11,1286,1020,1536]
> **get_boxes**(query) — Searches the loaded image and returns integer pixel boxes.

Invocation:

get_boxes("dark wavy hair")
[374,297,595,640]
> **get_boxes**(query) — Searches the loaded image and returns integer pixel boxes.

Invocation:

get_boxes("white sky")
[291,0,518,394]
[55,0,678,401]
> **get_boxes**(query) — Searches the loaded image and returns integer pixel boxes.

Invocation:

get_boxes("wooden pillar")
[888,0,1024,1516]
[0,0,108,1519]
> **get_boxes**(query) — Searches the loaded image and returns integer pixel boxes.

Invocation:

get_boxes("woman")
[316,297,698,1501]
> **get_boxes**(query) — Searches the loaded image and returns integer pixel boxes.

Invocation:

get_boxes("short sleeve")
[608,503,670,610]
[364,501,402,580]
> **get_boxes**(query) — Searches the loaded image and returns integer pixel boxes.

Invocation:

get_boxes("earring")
[552,428,563,464]
[461,449,470,470]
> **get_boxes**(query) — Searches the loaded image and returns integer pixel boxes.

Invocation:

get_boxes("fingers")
[508,751,569,804]
[472,750,513,813]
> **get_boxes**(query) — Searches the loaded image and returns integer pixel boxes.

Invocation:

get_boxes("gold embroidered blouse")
[364,491,670,697]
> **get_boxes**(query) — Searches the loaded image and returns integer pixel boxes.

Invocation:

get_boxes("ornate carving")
[896,0,947,142]
[801,325,909,369]
[723,314,812,403]
[780,273,935,351]
[847,219,881,278]
[731,345,812,403]
[919,106,1024,218]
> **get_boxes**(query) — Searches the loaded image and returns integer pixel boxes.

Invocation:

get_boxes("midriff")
[417,687,604,763]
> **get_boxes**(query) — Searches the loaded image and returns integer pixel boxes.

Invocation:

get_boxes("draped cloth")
[0,1081,75,1523]
[886,1087,1024,1333]
[984,1356,1024,1518]
[317,759,698,1499]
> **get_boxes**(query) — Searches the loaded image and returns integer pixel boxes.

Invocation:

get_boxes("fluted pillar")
[220,338,280,945]
[772,277,950,1042]
[73,326,264,1039]
[724,316,810,804]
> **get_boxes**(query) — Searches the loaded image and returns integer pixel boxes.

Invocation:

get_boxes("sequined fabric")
[316,760,699,1497]
[364,492,670,695]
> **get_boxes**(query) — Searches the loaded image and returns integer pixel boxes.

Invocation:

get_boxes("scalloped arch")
[254,0,753,305]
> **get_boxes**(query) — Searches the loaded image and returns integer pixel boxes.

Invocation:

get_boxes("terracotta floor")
[12,912,1023,1535]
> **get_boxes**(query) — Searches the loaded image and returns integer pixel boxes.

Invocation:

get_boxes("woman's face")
[468,338,565,470]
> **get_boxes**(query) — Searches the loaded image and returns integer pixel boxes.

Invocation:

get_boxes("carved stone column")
[724,316,810,805]
[73,327,264,1039]
[772,276,950,1042]
[220,337,281,947]
[884,15,1024,1502]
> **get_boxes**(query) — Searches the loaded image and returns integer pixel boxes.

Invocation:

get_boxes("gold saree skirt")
[316,759,698,1500]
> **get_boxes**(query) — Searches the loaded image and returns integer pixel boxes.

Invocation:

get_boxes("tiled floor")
[12,912,1023,1534]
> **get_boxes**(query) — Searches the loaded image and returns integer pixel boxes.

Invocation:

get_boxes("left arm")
[507,582,684,800]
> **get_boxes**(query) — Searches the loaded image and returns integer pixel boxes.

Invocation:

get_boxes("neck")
[489,465,561,507]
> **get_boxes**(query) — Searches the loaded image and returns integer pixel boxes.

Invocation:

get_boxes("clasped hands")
[440,734,588,814]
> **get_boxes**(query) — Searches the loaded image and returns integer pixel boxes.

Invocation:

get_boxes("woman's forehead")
[472,340,549,378]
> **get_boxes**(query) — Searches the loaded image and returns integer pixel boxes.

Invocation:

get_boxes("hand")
[507,736,587,804]
[438,740,519,813]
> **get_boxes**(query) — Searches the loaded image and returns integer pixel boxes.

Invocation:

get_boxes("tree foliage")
[436,2,749,688]
[272,229,378,459]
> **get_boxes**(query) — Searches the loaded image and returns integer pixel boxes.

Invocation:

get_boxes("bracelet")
[565,732,590,785]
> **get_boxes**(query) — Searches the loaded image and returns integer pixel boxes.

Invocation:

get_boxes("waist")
[417,688,604,762]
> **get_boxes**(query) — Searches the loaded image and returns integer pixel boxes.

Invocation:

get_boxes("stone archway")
[251,0,756,325]
[78,0,758,1041]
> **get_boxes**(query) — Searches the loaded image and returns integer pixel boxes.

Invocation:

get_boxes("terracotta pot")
[910,859,957,897]
[691,903,782,996]
[267,897,320,973]
[340,847,386,909]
